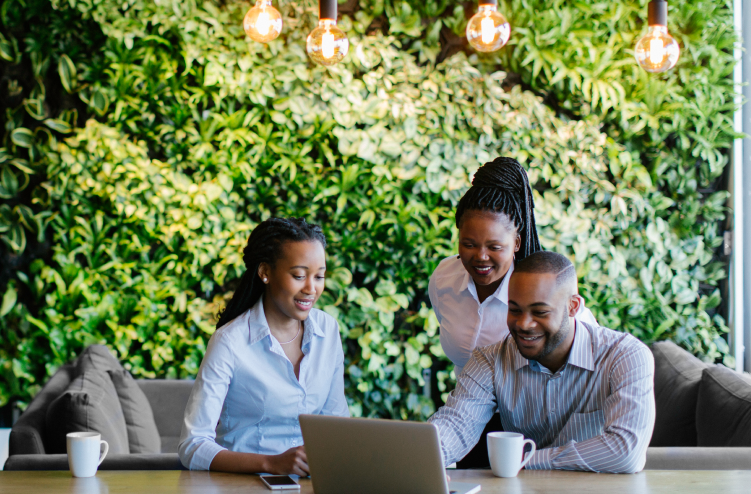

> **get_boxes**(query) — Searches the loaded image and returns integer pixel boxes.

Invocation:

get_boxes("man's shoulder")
[470,335,518,367]
[584,322,653,366]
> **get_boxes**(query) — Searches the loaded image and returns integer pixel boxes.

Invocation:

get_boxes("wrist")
[261,455,274,474]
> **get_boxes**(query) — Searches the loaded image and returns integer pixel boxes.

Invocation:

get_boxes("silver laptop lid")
[299,415,451,494]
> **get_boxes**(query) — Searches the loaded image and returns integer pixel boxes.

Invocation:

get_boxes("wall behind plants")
[0,0,738,419]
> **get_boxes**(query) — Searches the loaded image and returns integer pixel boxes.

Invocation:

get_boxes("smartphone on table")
[261,475,301,490]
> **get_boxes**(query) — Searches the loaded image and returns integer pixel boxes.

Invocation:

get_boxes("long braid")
[455,157,541,260]
[216,217,327,329]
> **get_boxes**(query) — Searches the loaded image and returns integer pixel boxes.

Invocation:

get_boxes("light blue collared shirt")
[178,299,349,470]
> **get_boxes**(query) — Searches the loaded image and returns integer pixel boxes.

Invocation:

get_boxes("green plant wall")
[0,0,738,419]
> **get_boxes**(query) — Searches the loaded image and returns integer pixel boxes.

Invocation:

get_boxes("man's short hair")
[514,251,577,289]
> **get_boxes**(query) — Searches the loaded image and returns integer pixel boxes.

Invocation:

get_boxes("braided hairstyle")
[455,157,541,260]
[216,217,327,329]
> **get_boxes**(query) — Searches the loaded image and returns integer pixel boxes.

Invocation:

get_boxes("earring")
[263,278,268,283]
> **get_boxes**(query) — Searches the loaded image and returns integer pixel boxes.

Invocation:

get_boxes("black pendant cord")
[320,0,337,20]
[648,0,668,27]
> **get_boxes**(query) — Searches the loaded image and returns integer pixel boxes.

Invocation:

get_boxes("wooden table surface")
[0,469,749,494]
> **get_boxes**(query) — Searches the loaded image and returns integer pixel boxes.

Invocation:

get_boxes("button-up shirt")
[429,256,598,373]
[178,300,349,470]
[428,321,655,474]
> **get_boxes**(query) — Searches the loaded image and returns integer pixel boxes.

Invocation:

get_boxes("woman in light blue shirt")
[179,217,349,475]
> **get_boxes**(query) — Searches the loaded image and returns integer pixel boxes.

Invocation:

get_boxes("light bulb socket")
[320,0,337,20]
[479,0,498,5]
[647,0,668,27]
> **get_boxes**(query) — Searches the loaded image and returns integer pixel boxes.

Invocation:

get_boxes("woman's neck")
[262,293,300,335]
[474,269,508,303]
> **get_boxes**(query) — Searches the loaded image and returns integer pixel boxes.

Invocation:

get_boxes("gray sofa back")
[9,369,193,456]
[135,380,194,454]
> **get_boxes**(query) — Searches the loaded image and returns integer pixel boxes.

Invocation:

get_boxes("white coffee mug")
[487,431,536,478]
[67,432,109,478]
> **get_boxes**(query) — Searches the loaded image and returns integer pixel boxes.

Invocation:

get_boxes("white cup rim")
[67,432,101,439]
[487,432,524,439]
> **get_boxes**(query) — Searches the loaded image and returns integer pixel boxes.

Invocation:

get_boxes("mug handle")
[519,439,536,469]
[98,440,109,466]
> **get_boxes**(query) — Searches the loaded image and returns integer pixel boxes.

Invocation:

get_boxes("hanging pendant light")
[243,0,283,43]
[466,0,510,53]
[635,0,680,73]
[306,0,349,66]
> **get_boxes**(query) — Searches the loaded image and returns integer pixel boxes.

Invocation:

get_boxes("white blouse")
[428,255,598,373]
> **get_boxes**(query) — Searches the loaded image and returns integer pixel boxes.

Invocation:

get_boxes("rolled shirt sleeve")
[178,330,234,470]
[320,324,350,418]
[428,348,498,466]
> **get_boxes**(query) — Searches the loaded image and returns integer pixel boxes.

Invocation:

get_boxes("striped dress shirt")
[428,321,655,474]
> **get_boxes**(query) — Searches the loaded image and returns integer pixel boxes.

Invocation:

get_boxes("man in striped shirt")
[428,251,655,473]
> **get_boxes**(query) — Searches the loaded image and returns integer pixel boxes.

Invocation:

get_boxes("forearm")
[209,450,274,474]
[428,350,498,466]
[527,429,647,474]
[430,406,490,466]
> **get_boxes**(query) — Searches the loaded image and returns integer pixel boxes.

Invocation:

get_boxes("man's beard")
[526,309,571,363]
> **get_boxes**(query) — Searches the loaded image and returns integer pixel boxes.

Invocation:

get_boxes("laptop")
[299,414,481,494]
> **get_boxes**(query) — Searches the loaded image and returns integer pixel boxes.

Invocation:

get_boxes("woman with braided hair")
[179,217,348,475]
[428,158,597,467]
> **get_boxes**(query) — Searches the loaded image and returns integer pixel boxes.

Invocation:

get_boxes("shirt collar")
[512,320,594,372]
[246,298,325,346]
[462,261,514,304]
[566,320,595,372]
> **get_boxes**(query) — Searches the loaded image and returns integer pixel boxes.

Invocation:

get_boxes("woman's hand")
[266,446,309,476]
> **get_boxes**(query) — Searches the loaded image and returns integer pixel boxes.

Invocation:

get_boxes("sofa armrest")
[3,453,187,471]
[9,426,45,455]
[645,447,751,470]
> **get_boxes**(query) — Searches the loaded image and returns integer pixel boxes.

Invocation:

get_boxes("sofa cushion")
[649,341,707,446]
[9,364,75,455]
[44,370,130,454]
[108,370,161,454]
[696,365,751,446]
[74,345,123,374]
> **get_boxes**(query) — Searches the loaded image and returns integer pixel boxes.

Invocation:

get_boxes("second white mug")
[487,431,536,478]
[67,432,109,478]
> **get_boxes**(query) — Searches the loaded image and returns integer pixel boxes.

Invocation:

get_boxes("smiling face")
[507,271,581,372]
[458,211,520,293]
[258,240,326,323]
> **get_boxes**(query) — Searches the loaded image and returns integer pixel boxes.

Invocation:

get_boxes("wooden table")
[0,469,749,494]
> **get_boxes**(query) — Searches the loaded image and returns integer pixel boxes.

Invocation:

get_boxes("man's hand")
[266,446,309,476]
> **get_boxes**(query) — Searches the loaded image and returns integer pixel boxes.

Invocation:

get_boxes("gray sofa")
[3,347,193,471]
[5,342,751,471]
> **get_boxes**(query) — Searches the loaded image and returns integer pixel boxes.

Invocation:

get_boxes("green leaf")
[11,128,34,148]
[0,167,18,198]
[58,54,77,93]
[89,90,109,116]
[0,283,17,317]
[0,31,15,62]
[4,224,26,253]
[44,118,73,134]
